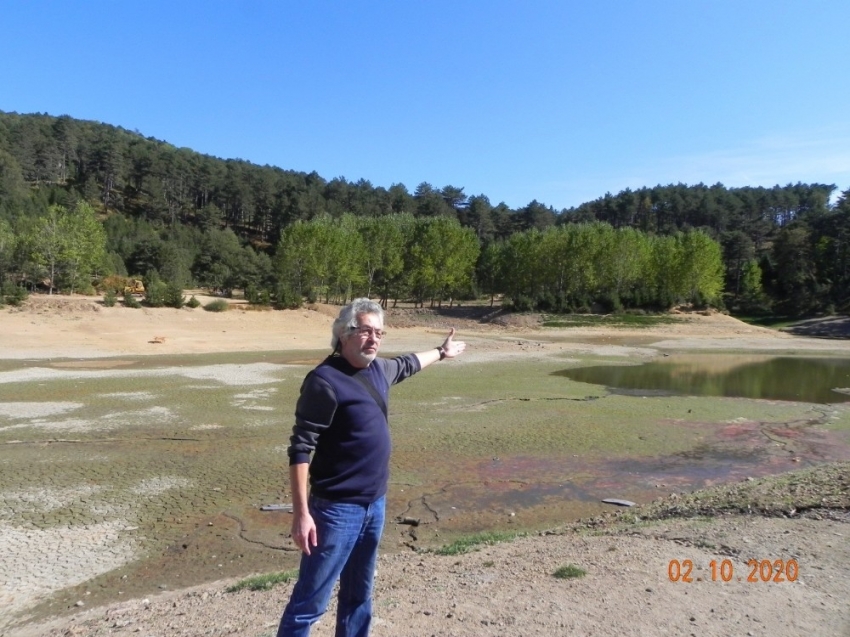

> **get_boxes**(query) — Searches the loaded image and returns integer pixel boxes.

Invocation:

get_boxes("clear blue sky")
[2,1,849,210]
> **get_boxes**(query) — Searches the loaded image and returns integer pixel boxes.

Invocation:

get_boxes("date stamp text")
[667,558,798,583]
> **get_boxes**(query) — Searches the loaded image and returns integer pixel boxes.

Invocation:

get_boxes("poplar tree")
[27,202,106,293]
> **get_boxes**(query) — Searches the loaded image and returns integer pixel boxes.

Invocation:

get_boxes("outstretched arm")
[414,327,467,369]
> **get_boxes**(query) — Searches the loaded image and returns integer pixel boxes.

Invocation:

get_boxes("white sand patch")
[0,485,104,520]
[98,391,155,400]
[232,387,278,411]
[175,363,285,386]
[577,345,657,357]
[129,476,192,496]
[189,423,222,431]
[240,417,276,429]
[651,336,843,350]
[233,388,278,399]
[99,405,175,428]
[4,418,93,432]
[0,363,287,387]
[0,368,70,384]
[7,406,176,433]
[0,402,83,419]
[0,520,137,628]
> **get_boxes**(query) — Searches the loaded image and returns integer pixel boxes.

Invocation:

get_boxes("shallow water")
[555,355,850,403]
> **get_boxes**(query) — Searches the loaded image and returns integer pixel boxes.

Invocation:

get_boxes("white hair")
[331,298,384,351]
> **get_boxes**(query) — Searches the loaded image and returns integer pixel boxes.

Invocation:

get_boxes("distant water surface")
[555,355,850,403]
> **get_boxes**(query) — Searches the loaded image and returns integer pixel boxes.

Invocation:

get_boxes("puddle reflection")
[555,355,850,403]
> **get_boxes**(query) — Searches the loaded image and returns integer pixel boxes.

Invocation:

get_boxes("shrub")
[99,274,129,295]
[225,570,298,593]
[123,291,141,308]
[536,292,557,312]
[597,293,623,314]
[144,280,167,307]
[433,531,523,556]
[103,289,117,307]
[186,295,201,309]
[553,564,586,580]
[275,284,302,310]
[246,285,273,306]
[504,295,533,312]
[163,282,185,309]
[2,283,28,306]
[203,299,229,312]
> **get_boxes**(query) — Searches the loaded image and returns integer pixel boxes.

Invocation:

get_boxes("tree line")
[1,110,848,315]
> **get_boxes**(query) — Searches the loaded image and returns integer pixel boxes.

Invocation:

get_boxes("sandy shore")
[5,294,850,362]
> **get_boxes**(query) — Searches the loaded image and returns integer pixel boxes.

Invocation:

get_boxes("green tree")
[61,202,108,293]
[466,195,495,241]
[476,242,504,306]
[328,214,367,303]
[740,259,766,310]
[600,227,651,308]
[497,229,544,308]
[649,235,682,308]
[27,205,66,293]
[275,221,320,301]
[406,217,479,306]
[677,230,725,306]
[358,214,409,303]
[770,225,818,315]
[144,271,167,307]
[0,218,16,284]
[163,281,186,308]
[721,230,755,299]
[26,202,107,294]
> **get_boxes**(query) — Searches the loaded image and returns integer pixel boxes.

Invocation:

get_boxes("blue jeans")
[276,494,386,637]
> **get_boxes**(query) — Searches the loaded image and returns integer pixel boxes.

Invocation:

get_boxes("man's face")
[339,312,384,368]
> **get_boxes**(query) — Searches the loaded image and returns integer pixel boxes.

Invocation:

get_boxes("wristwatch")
[437,346,447,360]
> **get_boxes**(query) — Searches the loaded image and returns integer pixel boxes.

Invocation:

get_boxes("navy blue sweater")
[288,354,421,504]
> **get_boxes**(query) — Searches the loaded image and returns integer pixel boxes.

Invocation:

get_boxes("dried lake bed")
[3,343,850,631]
[0,297,850,635]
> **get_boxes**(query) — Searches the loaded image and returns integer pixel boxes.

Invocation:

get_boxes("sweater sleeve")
[288,372,337,465]
[375,353,422,386]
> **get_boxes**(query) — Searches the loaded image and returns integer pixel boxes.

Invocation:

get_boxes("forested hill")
[0,110,849,316]
[0,110,507,246]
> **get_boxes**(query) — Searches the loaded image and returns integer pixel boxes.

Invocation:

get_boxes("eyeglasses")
[353,326,386,340]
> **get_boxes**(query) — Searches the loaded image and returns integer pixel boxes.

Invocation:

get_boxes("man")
[276,298,466,637]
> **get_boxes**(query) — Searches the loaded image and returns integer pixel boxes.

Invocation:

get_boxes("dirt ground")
[2,296,849,637]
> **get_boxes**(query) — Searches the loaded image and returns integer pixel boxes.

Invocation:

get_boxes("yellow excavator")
[123,279,145,295]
